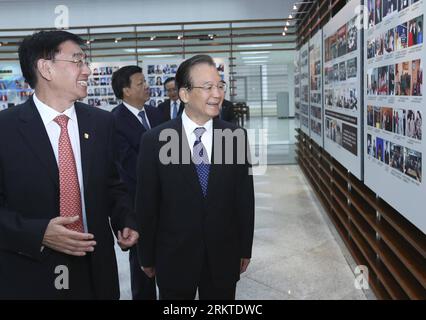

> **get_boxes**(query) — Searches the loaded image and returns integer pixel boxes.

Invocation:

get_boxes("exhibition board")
[364,0,426,233]
[300,42,310,134]
[323,0,363,179]
[294,49,301,127]
[309,30,323,146]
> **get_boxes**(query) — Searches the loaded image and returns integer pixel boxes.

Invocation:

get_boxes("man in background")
[111,65,162,300]
[157,77,184,122]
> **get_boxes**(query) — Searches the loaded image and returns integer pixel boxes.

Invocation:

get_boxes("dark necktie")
[193,127,210,197]
[138,110,151,130]
[172,101,178,119]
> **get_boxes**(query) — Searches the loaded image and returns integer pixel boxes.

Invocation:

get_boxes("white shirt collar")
[123,101,145,118]
[171,99,180,105]
[33,93,77,126]
[181,109,213,136]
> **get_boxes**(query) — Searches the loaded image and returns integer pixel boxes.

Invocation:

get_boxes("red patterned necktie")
[54,115,84,233]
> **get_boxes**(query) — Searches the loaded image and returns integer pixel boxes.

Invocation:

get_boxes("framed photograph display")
[309,30,323,146]
[323,0,363,179]
[300,42,310,135]
[0,63,33,111]
[364,0,426,233]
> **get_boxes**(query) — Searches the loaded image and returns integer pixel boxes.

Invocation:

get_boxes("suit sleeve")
[135,131,160,268]
[0,155,49,260]
[107,116,137,235]
[236,129,255,258]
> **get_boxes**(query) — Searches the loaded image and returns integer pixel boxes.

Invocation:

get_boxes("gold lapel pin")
[84,133,90,139]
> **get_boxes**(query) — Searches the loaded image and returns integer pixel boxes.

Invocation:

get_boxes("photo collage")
[309,32,322,139]
[368,0,420,28]
[294,52,301,123]
[367,14,423,59]
[0,75,32,111]
[364,0,425,212]
[366,58,423,96]
[147,63,178,107]
[86,65,120,108]
[300,44,310,133]
[324,16,358,63]
[367,132,422,182]
[323,14,360,152]
[367,105,422,140]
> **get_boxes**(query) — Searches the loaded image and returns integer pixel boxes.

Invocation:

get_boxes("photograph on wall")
[323,0,362,179]
[300,42,310,135]
[364,0,426,233]
[309,30,323,146]
[294,50,301,127]
[0,63,33,111]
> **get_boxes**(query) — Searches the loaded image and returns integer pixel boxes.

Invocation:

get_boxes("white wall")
[0,0,292,29]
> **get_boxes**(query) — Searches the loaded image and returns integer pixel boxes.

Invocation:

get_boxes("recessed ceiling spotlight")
[150,36,156,41]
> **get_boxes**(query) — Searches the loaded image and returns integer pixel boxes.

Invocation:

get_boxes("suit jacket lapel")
[75,103,95,192]
[120,104,145,136]
[205,118,223,201]
[18,97,59,187]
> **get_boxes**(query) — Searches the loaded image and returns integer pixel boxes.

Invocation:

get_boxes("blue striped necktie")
[138,110,151,130]
[193,127,210,197]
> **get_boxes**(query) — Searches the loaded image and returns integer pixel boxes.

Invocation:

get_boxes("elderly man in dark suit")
[0,30,138,299]
[111,65,163,300]
[157,77,185,122]
[135,55,255,300]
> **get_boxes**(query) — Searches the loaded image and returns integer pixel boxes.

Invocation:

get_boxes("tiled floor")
[115,164,374,300]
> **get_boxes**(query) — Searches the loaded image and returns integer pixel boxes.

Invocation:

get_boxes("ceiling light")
[124,48,161,53]
[177,35,183,40]
[289,14,293,19]
[282,31,286,36]
[284,26,288,31]
[150,36,156,41]
[238,44,273,48]
[244,60,268,64]
[240,51,271,54]
[293,5,297,10]
[143,54,175,58]
[286,21,290,26]
[86,40,90,44]
[242,56,269,60]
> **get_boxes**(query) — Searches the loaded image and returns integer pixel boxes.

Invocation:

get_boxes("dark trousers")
[159,255,236,300]
[60,254,95,300]
[129,246,157,300]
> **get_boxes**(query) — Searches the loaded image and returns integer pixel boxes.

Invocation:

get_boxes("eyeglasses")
[53,58,91,69]
[190,81,227,93]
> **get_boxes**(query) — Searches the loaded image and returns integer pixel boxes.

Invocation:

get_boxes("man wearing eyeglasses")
[0,30,139,299]
[135,55,255,300]
[157,77,185,123]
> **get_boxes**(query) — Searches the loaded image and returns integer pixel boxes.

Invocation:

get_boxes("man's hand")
[141,266,156,278]
[240,258,250,274]
[42,216,96,256]
[117,228,139,250]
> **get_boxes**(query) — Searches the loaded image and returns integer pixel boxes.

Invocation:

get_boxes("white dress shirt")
[170,99,181,119]
[123,101,151,128]
[33,93,88,232]
[181,110,213,162]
